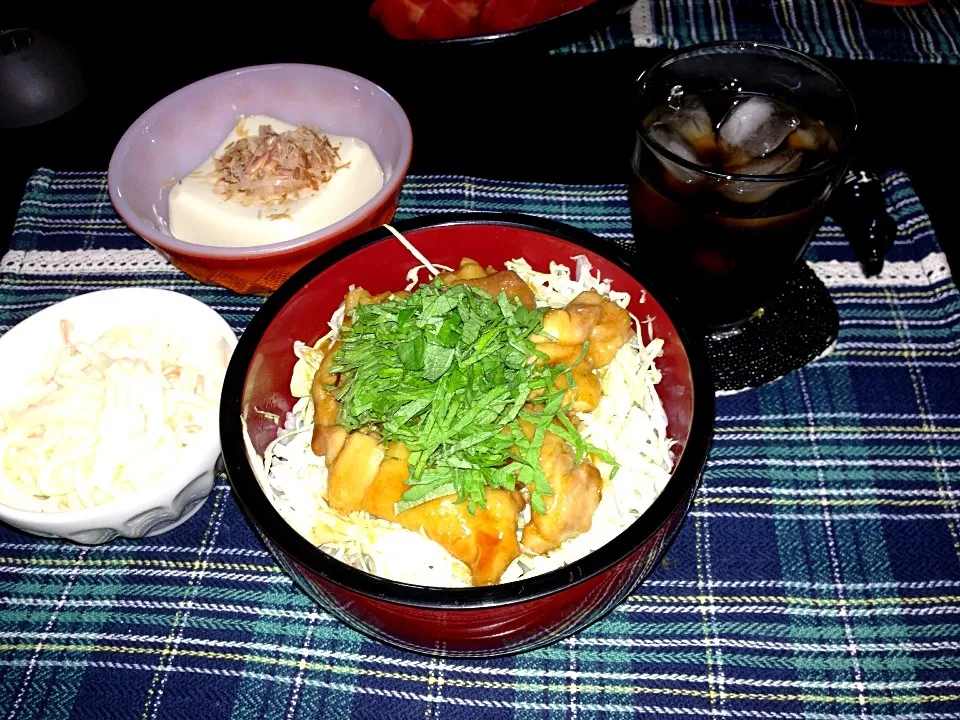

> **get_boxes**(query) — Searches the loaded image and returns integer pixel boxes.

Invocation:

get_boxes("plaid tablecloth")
[556,0,960,64]
[2,169,959,719]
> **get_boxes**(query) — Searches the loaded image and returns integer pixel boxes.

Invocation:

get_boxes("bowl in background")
[0,288,237,544]
[220,212,714,657]
[370,0,634,49]
[108,64,412,295]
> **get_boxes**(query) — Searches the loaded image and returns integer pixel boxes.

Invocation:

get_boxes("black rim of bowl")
[220,211,715,610]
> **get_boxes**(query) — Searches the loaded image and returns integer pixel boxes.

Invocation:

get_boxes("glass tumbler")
[629,41,858,331]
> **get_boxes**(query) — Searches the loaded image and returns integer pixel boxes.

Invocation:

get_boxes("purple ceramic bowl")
[108,64,413,295]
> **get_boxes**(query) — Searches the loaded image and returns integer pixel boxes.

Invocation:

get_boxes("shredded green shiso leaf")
[331,279,616,515]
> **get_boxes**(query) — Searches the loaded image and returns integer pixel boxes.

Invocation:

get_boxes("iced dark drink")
[630,42,857,330]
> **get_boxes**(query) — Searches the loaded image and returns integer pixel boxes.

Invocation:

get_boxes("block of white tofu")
[168,115,384,248]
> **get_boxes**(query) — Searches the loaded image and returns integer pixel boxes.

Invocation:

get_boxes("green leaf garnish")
[422,341,456,382]
[333,279,613,514]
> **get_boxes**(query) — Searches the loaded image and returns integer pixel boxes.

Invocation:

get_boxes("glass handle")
[831,167,897,277]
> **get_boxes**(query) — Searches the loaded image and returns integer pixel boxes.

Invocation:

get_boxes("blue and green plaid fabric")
[1,169,959,719]
[554,0,960,64]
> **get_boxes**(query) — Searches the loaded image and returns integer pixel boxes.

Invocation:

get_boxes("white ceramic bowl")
[0,288,237,544]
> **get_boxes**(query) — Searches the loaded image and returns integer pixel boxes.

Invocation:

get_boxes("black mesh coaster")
[705,262,839,394]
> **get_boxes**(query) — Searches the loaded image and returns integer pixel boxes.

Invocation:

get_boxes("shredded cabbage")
[505,256,636,309]
[1,320,227,512]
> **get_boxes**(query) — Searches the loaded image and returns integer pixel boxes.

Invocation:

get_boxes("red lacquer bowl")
[220,213,714,656]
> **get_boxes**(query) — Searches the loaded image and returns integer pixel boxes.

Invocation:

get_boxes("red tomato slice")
[370,0,431,40]
[479,0,538,33]
[417,0,484,39]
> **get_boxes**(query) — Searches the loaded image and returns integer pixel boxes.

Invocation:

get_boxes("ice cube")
[648,122,702,166]
[718,96,800,168]
[650,94,718,159]
[736,148,803,176]
[717,149,803,203]
[787,119,838,154]
[646,122,709,188]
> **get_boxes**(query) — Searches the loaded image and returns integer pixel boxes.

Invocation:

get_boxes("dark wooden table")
[5,18,959,271]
